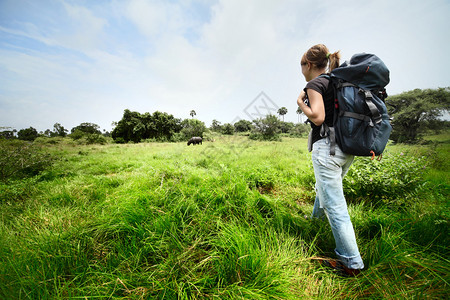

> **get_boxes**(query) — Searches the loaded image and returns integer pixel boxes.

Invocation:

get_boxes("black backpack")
[321,53,392,159]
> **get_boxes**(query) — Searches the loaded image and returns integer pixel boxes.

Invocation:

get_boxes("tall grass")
[0,136,448,299]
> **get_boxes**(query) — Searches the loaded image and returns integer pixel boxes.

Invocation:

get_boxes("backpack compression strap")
[361,89,382,124]
[340,112,375,127]
[339,83,382,125]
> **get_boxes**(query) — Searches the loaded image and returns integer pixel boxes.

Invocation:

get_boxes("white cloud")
[59,1,109,52]
[125,0,169,37]
[0,0,449,131]
[125,0,199,38]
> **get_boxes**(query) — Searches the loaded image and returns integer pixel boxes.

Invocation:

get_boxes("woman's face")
[301,62,312,82]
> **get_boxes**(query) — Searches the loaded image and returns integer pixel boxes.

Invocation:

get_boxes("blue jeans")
[311,138,364,270]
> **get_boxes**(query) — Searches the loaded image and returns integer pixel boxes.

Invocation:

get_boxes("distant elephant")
[187,137,202,146]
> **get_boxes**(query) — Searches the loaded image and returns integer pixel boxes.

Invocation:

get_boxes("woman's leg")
[311,139,364,270]
[312,194,326,219]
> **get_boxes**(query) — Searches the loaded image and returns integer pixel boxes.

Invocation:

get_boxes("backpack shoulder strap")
[320,75,337,156]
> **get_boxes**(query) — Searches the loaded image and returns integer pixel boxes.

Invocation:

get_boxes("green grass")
[0,136,449,299]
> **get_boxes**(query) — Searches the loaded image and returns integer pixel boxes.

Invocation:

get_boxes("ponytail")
[328,51,341,73]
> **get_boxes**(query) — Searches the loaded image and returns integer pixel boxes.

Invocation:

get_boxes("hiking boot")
[316,258,362,277]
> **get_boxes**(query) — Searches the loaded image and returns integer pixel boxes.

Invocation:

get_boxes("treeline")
[0,122,108,144]
[110,109,309,143]
[111,109,199,143]
[1,88,449,144]
[0,110,309,144]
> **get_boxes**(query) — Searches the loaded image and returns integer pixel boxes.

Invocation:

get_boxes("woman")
[297,44,364,276]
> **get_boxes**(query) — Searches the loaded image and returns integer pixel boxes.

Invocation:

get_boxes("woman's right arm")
[297,89,325,126]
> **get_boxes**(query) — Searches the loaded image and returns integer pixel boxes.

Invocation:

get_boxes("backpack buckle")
[364,90,372,99]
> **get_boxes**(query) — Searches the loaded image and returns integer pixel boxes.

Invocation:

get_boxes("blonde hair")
[301,44,340,73]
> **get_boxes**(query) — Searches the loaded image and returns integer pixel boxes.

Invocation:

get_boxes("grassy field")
[0,135,449,299]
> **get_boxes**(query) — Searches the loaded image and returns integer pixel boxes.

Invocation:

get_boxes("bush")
[234,119,253,132]
[222,123,235,135]
[33,137,64,145]
[114,137,126,144]
[0,140,56,182]
[250,115,282,141]
[288,123,309,137]
[201,131,219,142]
[244,165,278,193]
[85,134,107,145]
[70,131,107,145]
[17,127,38,141]
[344,152,427,203]
[279,121,294,134]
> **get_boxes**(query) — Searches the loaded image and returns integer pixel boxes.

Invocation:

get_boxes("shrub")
[70,131,107,145]
[249,132,282,141]
[85,134,107,145]
[201,131,219,142]
[289,123,310,137]
[114,137,126,144]
[244,165,278,193]
[33,136,64,145]
[344,152,427,203]
[70,129,89,140]
[0,140,55,182]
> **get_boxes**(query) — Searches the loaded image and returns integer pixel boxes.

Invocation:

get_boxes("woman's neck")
[311,68,326,79]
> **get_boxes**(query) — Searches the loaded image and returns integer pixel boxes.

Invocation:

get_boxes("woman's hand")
[297,89,325,126]
[297,90,307,107]
[299,90,306,102]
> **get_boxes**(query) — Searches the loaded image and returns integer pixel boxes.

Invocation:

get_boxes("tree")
[43,129,52,137]
[190,110,196,118]
[250,114,282,141]
[181,118,206,139]
[278,107,288,121]
[111,110,143,143]
[102,130,111,137]
[70,122,105,143]
[0,127,16,139]
[296,107,304,123]
[234,119,253,132]
[18,127,38,141]
[111,109,182,143]
[53,123,68,137]
[148,111,182,141]
[210,119,222,132]
[71,122,101,135]
[279,121,294,133]
[387,87,450,143]
[222,123,235,135]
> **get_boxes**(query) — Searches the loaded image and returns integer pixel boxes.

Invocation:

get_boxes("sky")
[1,0,449,133]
